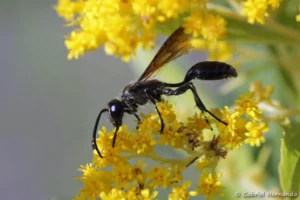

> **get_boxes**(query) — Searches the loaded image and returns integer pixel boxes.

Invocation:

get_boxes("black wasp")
[92,27,237,158]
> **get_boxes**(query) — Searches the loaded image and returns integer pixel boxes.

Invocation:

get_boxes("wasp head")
[108,99,124,126]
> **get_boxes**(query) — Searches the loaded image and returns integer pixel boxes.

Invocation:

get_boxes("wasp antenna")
[92,108,108,158]
[112,125,120,148]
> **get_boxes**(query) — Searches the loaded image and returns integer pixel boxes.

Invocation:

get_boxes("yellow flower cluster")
[54,0,226,61]
[74,84,270,200]
[191,39,232,62]
[183,9,226,40]
[242,0,283,24]
[55,0,300,64]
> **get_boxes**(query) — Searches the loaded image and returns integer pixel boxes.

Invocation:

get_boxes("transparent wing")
[135,27,193,84]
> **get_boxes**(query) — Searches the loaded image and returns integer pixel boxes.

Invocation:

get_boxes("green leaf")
[279,122,300,197]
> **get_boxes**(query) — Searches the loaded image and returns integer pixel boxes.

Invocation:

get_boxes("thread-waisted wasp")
[92,27,237,158]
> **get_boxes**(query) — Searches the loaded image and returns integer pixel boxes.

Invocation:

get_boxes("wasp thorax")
[121,84,136,104]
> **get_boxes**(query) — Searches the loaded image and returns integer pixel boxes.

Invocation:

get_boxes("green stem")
[283,109,300,116]
[207,3,300,45]
[269,46,299,103]
[267,20,300,44]
[227,0,242,12]
[262,108,300,123]
[124,152,203,167]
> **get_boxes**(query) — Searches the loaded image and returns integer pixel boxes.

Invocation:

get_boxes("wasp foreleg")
[134,113,141,130]
[145,89,165,133]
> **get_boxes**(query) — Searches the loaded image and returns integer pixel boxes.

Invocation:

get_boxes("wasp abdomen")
[184,61,237,81]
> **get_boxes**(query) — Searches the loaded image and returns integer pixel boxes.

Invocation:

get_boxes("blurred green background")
[1,0,290,199]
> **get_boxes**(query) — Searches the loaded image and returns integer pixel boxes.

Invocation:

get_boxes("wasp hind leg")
[162,82,227,126]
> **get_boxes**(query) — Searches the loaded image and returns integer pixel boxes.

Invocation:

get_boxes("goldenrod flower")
[183,7,227,41]
[138,113,160,134]
[200,12,227,40]
[55,0,227,60]
[113,163,135,188]
[242,0,269,24]
[168,181,194,200]
[76,164,113,199]
[132,0,158,17]
[148,165,172,188]
[183,10,204,37]
[100,188,127,200]
[197,158,214,169]
[160,122,185,148]
[268,0,283,10]
[218,107,247,149]
[187,112,210,131]
[132,130,156,154]
[170,164,185,183]
[132,160,148,184]
[250,81,274,103]
[158,0,190,19]
[157,101,176,124]
[54,0,83,21]
[235,91,262,120]
[245,121,269,146]
[197,171,224,200]
[242,0,284,24]
[140,189,159,200]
